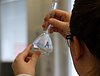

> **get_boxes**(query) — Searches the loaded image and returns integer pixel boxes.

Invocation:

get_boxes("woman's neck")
[80,58,100,76]
[82,68,100,76]
[77,44,100,76]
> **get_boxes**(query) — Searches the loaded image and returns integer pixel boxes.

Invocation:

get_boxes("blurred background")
[0,0,78,76]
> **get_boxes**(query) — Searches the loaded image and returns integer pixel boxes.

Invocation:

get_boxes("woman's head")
[69,1,100,75]
[70,0,100,59]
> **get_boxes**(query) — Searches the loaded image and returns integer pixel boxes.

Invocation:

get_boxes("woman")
[12,0,100,76]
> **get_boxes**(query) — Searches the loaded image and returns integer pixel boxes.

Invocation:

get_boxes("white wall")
[1,0,27,62]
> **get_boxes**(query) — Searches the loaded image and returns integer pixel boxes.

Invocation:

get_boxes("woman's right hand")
[42,9,71,38]
[12,44,41,76]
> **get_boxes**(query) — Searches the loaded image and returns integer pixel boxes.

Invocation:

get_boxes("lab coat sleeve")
[16,74,32,76]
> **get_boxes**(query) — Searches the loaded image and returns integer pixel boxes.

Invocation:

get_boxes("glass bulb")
[33,32,53,55]
[32,1,58,55]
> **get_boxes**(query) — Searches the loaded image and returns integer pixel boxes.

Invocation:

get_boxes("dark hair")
[70,0,100,59]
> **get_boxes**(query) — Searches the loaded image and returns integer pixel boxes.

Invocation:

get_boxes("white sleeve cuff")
[16,74,32,76]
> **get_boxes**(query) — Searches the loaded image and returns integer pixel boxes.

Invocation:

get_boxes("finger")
[22,44,33,56]
[44,10,55,21]
[25,57,31,62]
[16,44,33,61]
[49,27,58,33]
[49,18,66,30]
[52,10,70,21]
[43,10,67,30]
[14,44,33,62]
[29,51,41,65]
[49,28,54,33]
[24,51,34,62]
[42,10,55,30]
[27,51,34,57]
[42,21,49,31]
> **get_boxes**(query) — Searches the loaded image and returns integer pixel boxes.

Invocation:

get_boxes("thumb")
[29,51,41,66]
[22,44,32,55]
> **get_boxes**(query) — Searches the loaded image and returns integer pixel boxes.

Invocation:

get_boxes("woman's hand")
[42,9,71,38]
[12,44,41,76]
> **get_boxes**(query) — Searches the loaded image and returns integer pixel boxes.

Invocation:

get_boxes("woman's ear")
[73,36,82,61]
